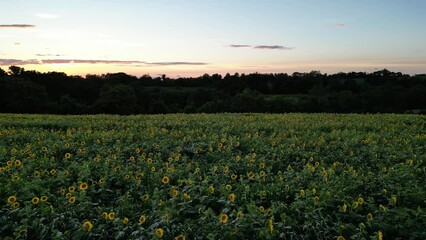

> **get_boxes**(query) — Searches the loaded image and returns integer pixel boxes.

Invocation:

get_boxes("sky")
[1,0,426,77]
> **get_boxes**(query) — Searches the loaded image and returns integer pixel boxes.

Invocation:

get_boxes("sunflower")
[357,197,364,205]
[139,214,147,224]
[99,178,105,184]
[69,197,76,204]
[80,182,88,191]
[342,203,347,213]
[34,171,41,177]
[108,212,115,220]
[259,171,266,177]
[161,176,170,184]
[183,193,191,200]
[174,235,186,240]
[367,213,373,221]
[337,236,345,240]
[225,184,232,191]
[229,193,236,202]
[12,174,20,181]
[32,197,40,205]
[208,185,215,194]
[313,196,320,201]
[15,160,22,167]
[172,189,179,198]
[353,201,359,209]
[247,172,255,179]
[142,194,149,201]
[40,196,48,202]
[269,219,274,233]
[219,213,228,224]
[155,228,164,238]
[82,221,93,231]
[69,186,75,192]
[101,212,108,219]
[300,189,305,197]
[122,217,129,224]
[377,230,383,240]
[7,196,16,204]
[391,195,397,204]
[231,174,237,180]
[12,202,20,209]
[65,153,71,159]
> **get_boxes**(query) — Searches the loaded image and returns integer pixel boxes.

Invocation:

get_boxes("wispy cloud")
[254,45,293,50]
[325,23,347,28]
[41,59,146,64]
[36,13,58,19]
[0,58,208,67]
[229,44,252,48]
[334,23,346,27]
[229,44,294,50]
[0,59,39,65]
[0,24,36,28]
[146,62,209,66]
[35,54,64,57]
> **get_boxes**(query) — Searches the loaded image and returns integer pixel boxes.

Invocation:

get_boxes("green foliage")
[1,66,426,114]
[0,113,425,239]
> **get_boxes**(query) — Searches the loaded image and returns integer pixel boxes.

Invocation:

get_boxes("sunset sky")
[1,0,426,77]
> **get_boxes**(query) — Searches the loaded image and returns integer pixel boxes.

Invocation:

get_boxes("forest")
[0,66,425,114]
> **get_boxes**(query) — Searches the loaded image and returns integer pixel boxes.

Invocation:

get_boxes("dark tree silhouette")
[0,66,424,114]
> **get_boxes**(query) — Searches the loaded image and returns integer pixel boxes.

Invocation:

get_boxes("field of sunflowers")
[0,113,425,239]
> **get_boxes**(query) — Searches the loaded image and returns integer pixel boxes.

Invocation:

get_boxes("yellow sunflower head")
[82,221,93,231]
[219,213,228,224]
[32,197,40,205]
[155,228,164,238]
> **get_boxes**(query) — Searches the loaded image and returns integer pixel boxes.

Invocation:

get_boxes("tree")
[0,67,6,77]
[8,66,24,77]
[94,84,138,114]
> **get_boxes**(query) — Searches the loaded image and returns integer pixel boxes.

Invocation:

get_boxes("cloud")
[0,59,40,65]
[35,54,64,57]
[229,44,252,48]
[0,24,36,28]
[41,59,146,64]
[36,13,58,19]
[325,23,347,28]
[0,58,208,67]
[253,45,293,50]
[146,62,209,66]
[229,44,293,50]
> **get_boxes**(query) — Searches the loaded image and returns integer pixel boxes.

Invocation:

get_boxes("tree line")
[0,66,425,114]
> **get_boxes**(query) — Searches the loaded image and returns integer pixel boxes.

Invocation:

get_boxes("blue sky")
[1,0,425,76]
